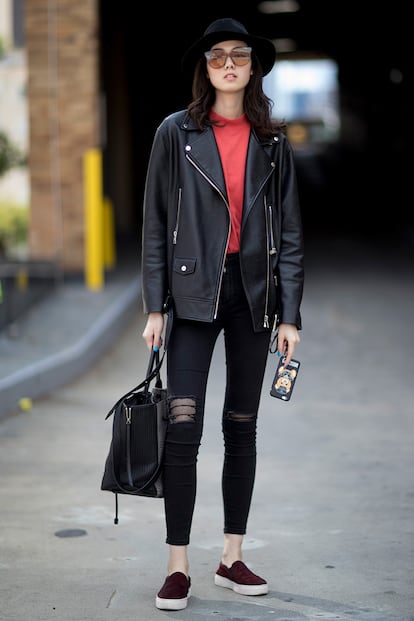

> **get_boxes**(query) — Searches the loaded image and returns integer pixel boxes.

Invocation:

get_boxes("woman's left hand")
[277,323,300,367]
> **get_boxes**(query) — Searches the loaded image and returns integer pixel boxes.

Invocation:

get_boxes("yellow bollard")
[84,149,104,290]
[16,268,29,290]
[103,196,116,270]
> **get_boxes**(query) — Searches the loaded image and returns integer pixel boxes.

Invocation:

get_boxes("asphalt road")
[0,235,413,621]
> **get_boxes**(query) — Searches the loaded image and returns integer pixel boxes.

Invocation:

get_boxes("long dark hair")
[186,53,286,138]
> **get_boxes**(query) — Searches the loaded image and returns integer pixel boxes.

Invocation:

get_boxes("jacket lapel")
[184,128,227,199]
[243,133,275,221]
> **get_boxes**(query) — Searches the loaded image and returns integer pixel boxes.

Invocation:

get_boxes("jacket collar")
[180,113,277,218]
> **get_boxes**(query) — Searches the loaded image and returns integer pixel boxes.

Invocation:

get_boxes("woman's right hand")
[142,311,164,351]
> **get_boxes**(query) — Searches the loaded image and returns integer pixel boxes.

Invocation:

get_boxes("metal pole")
[103,196,116,270]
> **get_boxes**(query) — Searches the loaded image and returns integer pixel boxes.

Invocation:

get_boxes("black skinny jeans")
[164,253,271,545]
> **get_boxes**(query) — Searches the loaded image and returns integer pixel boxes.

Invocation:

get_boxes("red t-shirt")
[211,110,250,253]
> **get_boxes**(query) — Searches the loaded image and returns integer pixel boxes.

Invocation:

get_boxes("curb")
[0,278,141,421]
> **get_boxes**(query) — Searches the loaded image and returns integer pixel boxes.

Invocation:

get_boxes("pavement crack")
[106,589,117,608]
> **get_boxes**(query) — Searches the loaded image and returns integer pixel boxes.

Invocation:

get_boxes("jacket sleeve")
[277,137,304,329]
[141,121,170,314]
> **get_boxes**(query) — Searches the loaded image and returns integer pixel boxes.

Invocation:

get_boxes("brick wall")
[25,0,99,272]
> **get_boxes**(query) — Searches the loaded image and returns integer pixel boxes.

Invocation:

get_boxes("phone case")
[270,356,300,401]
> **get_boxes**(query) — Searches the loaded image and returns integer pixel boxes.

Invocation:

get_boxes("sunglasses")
[204,46,252,69]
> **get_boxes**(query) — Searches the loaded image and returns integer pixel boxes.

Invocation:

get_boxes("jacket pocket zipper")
[268,204,277,255]
[172,188,182,245]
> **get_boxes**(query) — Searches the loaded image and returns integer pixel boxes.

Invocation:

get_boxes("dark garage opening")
[99,1,411,255]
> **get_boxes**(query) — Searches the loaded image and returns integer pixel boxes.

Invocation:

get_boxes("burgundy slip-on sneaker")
[214,560,268,595]
[155,571,191,610]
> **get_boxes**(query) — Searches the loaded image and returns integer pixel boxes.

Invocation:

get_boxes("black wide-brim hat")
[181,17,276,76]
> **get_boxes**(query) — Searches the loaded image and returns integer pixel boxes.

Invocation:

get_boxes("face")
[204,39,252,93]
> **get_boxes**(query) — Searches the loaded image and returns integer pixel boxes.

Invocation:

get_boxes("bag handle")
[105,305,173,419]
[143,347,162,393]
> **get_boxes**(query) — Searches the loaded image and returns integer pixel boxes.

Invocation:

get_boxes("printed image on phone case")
[270,357,300,401]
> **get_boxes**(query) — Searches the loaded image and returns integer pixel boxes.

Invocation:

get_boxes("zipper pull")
[263,314,269,329]
[125,406,131,424]
[173,230,177,244]
[269,315,279,353]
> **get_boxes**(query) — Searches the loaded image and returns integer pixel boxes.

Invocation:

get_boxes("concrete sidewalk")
[0,237,413,621]
[0,258,141,421]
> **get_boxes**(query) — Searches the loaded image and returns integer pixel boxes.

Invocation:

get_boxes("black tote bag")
[101,347,168,523]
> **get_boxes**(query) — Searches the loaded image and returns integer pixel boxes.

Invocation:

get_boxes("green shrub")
[0,131,25,178]
[0,202,29,256]
[0,36,6,60]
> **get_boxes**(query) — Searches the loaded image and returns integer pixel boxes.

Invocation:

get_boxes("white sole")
[155,588,191,610]
[214,574,268,595]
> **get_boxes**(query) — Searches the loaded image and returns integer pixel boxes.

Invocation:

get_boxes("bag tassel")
[114,493,119,525]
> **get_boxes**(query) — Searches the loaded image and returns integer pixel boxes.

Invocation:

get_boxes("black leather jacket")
[142,110,304,332]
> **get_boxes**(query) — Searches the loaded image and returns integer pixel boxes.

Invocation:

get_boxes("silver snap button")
[181,265,187,271]
[185,145,191,152]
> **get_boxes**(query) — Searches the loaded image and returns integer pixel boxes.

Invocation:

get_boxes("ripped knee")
[168,397,196,423]
[224,409,257,422]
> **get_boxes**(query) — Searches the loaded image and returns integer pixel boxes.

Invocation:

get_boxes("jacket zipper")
[186,154,231,319]
[264,198,278,328]
[263,197,271,328]
[172,188,182,245]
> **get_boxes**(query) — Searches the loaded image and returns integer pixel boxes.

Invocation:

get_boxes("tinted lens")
[205,47,251,68]
[231,51,251,66]
[206,53,227,68]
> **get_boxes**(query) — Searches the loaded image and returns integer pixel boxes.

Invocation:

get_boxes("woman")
[141,17,304,610]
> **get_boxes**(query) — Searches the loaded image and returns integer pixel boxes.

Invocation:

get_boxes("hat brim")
[181,31,276,76]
